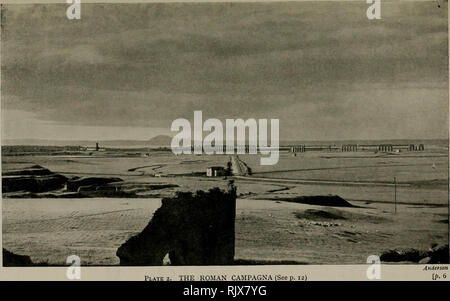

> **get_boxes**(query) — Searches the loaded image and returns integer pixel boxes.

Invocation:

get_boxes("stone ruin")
[116,184,237,266]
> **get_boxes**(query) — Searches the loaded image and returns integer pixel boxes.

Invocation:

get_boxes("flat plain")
[2,146,448,265]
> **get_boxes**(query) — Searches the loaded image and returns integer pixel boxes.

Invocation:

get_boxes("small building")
[206,166,226,177]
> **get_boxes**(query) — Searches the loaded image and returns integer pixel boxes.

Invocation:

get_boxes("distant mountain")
[147,135,172,146]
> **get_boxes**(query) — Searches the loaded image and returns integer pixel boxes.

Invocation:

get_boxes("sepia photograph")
[0,0,448,271]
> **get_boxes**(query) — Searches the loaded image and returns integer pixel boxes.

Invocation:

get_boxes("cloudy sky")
[1,1,448,141]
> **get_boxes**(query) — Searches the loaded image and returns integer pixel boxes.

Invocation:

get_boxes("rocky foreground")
[380,244,448,264]
[2,164,177,198]
[117,185,237,266]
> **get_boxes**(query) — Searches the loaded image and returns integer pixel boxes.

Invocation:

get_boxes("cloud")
[1,1,448,139]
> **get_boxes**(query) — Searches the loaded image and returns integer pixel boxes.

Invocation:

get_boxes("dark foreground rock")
[381,244,449,264]
[3,248,33,266]
[2,164,67,193]
[117,185,237,266]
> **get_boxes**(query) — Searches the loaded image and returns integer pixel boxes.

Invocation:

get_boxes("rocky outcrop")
[117,185,237,266]
[380,244,449,264]
[279,195,356,208]
[66,176,123,192]
[2,165,178,198]
[2,164,53,176]
[2,164,67,193]
[3,248,33,266]
[75,182,178,198]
